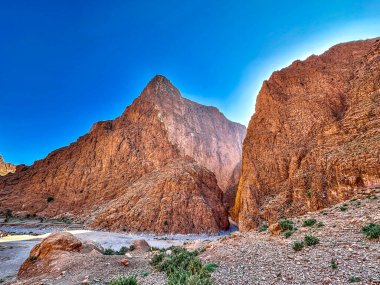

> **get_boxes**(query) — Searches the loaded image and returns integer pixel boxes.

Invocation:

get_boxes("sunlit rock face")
[0,155,15,176]
[0,75,245,233]
[234,38,380,231]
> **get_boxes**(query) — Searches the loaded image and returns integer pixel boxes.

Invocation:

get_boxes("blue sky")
[1,0,380,165]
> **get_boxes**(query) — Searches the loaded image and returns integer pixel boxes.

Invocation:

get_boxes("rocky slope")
[233,38,380,230]
[0,75,245,233]
[90,159,229,233]
[202,187,380,285]
[0,156,15,176]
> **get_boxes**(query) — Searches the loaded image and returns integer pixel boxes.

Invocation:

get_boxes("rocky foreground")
[5,187,379,285]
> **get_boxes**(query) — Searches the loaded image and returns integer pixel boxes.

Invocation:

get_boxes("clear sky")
[1,0,380,165]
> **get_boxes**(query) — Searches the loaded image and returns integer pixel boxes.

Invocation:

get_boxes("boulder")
[18,232,82,278]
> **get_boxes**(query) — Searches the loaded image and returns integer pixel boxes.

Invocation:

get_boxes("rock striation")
[90,159,229,233]
[233,38,380,231]
[0,75,245,233]
[0,155,15,176]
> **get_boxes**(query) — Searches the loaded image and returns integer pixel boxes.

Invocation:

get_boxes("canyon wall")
[233,38,380,231]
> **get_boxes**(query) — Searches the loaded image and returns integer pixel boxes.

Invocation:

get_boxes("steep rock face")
[137,78,246,193]
[90,159,229,234]
[0,155,15,176]
[0,76,242,233]
[134,77,246,208]
[234,38,380,231]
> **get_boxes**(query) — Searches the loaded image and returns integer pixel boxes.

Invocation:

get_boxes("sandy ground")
[0,222,233,283]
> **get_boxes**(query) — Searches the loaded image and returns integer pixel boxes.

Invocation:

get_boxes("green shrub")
[109,276,138,285]
[203,263,218,272]
[317,222,325,228]
[330,258,338,269]
[104,246,133,255]
[304,235,319,246]
[348,276,361,283]
[292,240,304,251]
[258,224,268,232]
[279,219,295,231]
[47,195,54,202]
[367,195,378,200]
[28,255,38,262]
[150,247,213,285]
[5,209,12,218]
[362,223,380,239]
[148,246,161,252]
[61,217,72,224]
[284,230,294,239]
[303,218,317,227]
[339,205,348,212]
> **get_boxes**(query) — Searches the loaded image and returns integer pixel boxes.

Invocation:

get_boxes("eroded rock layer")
[234,38,380,231]
[0,76,244,233]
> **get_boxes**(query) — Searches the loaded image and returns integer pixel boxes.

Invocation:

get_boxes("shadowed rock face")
[233,38,380,231]
[0,155,15,176]
[90,159,229,234]
[0,76,244,233]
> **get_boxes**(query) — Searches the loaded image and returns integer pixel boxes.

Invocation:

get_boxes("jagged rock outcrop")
[0,75,244,233]
[233,38,380,231]
[0,155,15,176]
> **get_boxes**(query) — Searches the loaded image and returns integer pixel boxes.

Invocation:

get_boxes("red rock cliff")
[0,76,244,233]
[0,155,15,176]
[233,38,380,231]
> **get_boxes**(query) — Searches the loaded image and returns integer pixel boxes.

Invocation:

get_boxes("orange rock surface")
[18,232,83,279]
[234,38,380,231]
[0,75,244,233]
[0,155,15,176]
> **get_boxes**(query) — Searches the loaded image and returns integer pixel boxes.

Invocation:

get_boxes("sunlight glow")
[234,19,380,126]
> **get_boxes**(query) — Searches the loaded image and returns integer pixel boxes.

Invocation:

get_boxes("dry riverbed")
[1,190,379,285]
[0,219,234,284]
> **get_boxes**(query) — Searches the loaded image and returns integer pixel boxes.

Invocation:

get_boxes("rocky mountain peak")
[0,76,245,233]
[139,75,181,102]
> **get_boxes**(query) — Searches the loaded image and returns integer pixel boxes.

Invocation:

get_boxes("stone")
[0,230,8,238]
[120,258,129,266]
[0,75,245,233]
[233,37,380,231]
[131,239,150,251]
[18,232,83,278]
[269,223,281,236]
